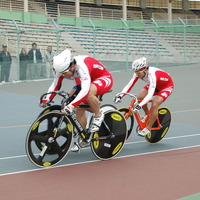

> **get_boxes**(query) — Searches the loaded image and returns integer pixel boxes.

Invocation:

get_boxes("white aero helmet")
[53,49,73,73]
[132,57,148,72]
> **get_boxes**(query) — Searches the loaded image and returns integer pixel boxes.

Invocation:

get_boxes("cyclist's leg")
[77,76,113,132]
[85,84,101,118]
[75,107,88,130]
[147,86,173,130]
[146,96,164,130]
[75,84,101,131]
[137,88,148,115]
[89,75,113,118]
[85,84,105,132]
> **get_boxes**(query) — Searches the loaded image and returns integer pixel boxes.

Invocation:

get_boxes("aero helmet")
[53,49,73,73]
[132,57,148,72]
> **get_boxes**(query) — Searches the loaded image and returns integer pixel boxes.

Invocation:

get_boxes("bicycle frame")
[117,92,162,131]
[70,111,115,142]
[40,90,115,143]
[129,99,162,131]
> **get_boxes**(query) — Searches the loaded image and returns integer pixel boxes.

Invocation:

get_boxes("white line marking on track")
[0,154,28,161]
[0,124,30,129]
[0,144,200,177]
[0,108,200,129]
[172,108,200,113]
[0,133,200,161]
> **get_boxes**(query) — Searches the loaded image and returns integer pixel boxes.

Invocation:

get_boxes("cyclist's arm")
[69,66,91,107]
[45,73,64,101]
[139,73,156,107]
[68,85,82,103]
[120,73,139,98]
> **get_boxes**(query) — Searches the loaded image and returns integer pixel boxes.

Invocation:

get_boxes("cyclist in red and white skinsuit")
[114,57,174,136]
[40,49,113,132]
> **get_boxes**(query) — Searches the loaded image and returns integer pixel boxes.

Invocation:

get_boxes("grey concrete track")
[0,63,199,175]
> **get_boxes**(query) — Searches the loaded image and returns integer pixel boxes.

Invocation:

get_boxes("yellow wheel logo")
[43,109,50,114]
[111,113,122,121]
[93,133,99,149]
[32,121,40,131]
[161,127,169,138]
[146,132,152,139]
[67,123,73,132]
[159,109,167,115]
[112,142,123,155]
[43,162,51,167]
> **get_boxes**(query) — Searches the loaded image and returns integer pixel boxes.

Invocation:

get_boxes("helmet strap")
[69,67,75,75]
[143,68,149,77]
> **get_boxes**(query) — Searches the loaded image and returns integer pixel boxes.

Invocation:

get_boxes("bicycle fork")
[38,115,65,159]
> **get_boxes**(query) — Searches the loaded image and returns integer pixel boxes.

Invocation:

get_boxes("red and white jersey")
[47,55,113,107]
[120,67,174,106]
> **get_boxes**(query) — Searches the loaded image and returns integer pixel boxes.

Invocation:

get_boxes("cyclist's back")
[72,56,112,95]
[147,67,174,91]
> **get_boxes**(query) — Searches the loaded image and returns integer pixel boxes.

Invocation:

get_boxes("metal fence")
[0,18,200,83]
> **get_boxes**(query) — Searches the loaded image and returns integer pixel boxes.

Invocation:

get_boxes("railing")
[0,0,23,12]
[0,17,200,83]
[57,4,143,21]
[1,0,200,22]
[1,0,200,15]
[152,11,199,22]
[0,0,46,14]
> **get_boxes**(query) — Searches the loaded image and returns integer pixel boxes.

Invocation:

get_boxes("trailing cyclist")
[40,49,113,133]
[114,57,174,137]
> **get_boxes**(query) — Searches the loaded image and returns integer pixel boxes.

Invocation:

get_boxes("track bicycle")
[36,90,117,153]
[25,91,127,167]
[116,92,171,143]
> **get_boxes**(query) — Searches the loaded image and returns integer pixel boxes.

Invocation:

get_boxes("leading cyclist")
[114,57,174,136]
[40,49,113,133]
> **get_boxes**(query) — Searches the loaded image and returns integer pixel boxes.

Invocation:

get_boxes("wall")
[0,10,47,23]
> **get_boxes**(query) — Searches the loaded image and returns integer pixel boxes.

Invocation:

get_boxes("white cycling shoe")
[71,142,81,153]
[91,113,104,132]
[137,127,150,137]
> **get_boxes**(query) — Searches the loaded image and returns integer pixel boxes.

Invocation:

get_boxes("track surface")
[0,64,200,200]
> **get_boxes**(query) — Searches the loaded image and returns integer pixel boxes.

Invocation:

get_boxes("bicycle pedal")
[78,136,90,148]
[71,142,81,153]
[137,133,145,137]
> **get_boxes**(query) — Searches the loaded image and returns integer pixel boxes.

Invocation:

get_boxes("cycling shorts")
[144,84,174,101]
[92,75,113,96]
[80,75,113,105]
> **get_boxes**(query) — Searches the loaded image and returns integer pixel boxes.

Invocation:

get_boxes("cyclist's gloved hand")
[40,99,50,108]
[113,96,122,104]
[133,103,142,113]
[62,104,74,115]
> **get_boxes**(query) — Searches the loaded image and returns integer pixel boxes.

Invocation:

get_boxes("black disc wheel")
[118,107,134,139]
[91,110,127,160]
[145,107,171,144]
